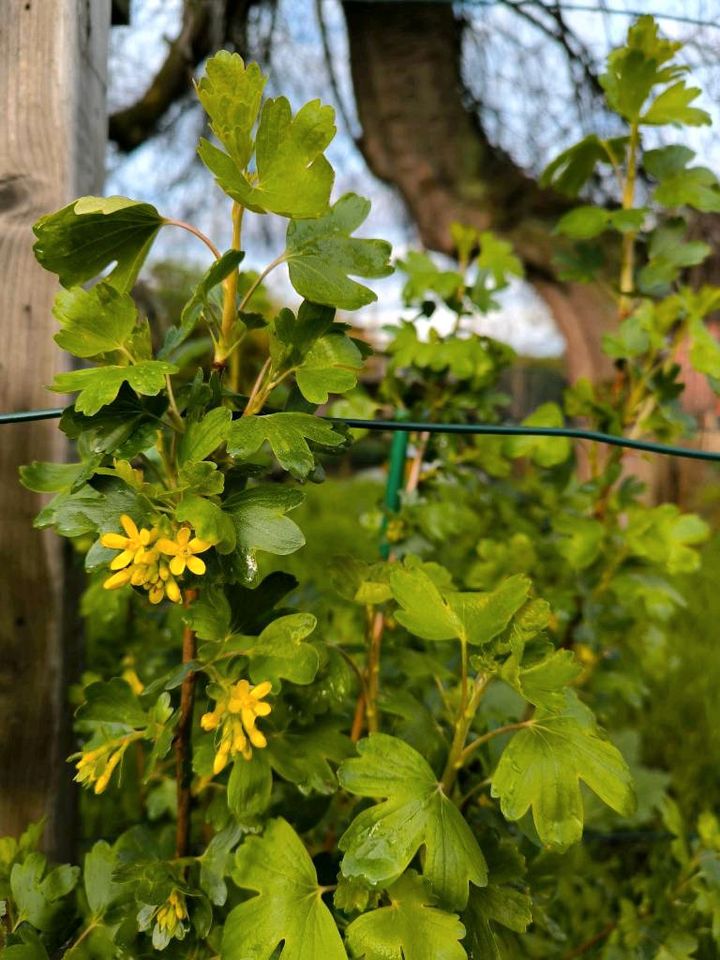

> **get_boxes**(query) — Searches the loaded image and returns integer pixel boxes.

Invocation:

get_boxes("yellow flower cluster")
[155,891,187,940]
[73,731,142,794]
[201,679,273,773]
[100,515,211,605]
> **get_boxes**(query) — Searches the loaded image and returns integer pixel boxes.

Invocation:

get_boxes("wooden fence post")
[0,0,110,858]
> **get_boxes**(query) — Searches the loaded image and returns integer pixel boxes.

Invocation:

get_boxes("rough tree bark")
[0,0,109,858]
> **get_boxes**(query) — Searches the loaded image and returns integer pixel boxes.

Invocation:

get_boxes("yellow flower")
[100,514,157,571]
[73,731,142,794]
[201,679,272,773]
[156,891,187,937]
[121,655,144,695]
[141,556,182,605]
[103,567,133,591]
[157,526,212,576]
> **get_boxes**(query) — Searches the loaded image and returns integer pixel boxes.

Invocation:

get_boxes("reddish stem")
[174,590,198,858]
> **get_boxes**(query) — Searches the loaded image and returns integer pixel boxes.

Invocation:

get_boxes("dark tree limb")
[109,0,254,152]
[342,0,616,381]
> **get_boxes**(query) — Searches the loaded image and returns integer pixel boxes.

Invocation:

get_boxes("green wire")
[1,408,68,424]
[2,406,720,464]
[330,419,720,464]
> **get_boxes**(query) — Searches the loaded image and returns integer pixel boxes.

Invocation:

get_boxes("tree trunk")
[0,0,109,858]
[342,1,616,382]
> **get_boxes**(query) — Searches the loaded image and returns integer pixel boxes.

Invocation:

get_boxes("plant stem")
[243,357,272,416]
[164,218,222,260]
[618,121,639,319]
[459,720,534,766]
[223,203,244,391]
[562,920,617,959]
[365,609,385,734]
[165,375,185,432]
[350,692,366,743]
[65,921,99,956]
[354,424,422,740]
[237,253,287,314]
[175,590,198,859]
[406,431,430,492]
[440,672,489,795]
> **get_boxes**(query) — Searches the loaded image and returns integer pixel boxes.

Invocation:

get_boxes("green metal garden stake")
[380,428,409,559]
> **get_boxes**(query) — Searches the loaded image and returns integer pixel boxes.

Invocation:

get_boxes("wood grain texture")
[0,0,109,857]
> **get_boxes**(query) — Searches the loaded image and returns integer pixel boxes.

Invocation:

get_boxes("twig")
[164,218,221,260]
[562,920,616,959]
[365,609,385,734]
[175,590,198,859]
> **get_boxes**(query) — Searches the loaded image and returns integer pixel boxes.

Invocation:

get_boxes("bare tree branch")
[109,0,254,152]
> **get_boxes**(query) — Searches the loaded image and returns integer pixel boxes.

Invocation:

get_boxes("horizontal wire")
[3,405,720,463]
[331,419,720,462]
[0,408,67,424]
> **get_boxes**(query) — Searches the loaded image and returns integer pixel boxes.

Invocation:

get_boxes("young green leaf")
[624,504,708,574]
[555,206,610,240]
[1,940,50,960]
[19,460,98,494]
[178,407,233,466]
[285,193,393,309]
[500,649,582,710]
[689,317,720,380]
[222,818,347,960]
[10,853,79,931]
[227,412,347,479]
[553,515,605,570]
[643,81,711,127]
[84,840,126,917]
[268,724,354,794]
[600,15,682,121]
[345,871,467,960]
[199,92,335,218]
[339,734,487,908]
[463,884,532,959]
[224,486,306,560]
[175,494,236,553]
[161,249,245,356]
[53,283,138,358]
[189,574,298,643]
[231,612,320,686]
[196,51,266,170]
[644,144,695,179]
[477,231,523,287]
[637,222,710,293]
[269,301,335,371]
[540,135,625,197]
[390,564,530,647]
[504,403,571,467]
[295,332,364,404]
[397,251,464,304]
[654,166,720,213]
[491,694,635,849]
[76,678,150,729]
[227,753,273,827]
[33,195,164,291]
[51,361,178,416]
[198,824,244,907]
[59,389,168,458]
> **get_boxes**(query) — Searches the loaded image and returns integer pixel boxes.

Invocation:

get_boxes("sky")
[105,0,720,358]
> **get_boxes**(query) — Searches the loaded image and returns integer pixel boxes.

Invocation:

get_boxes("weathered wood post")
[0,0,110,858]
